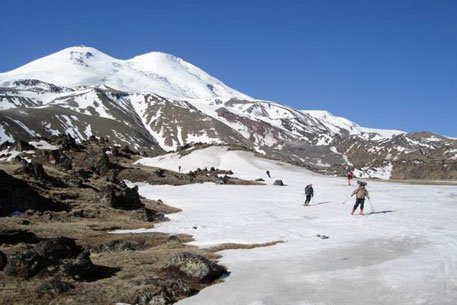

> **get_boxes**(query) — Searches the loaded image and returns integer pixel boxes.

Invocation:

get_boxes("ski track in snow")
[116,147,457,305]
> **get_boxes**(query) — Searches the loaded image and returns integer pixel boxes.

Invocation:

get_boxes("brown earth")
[0,137,276,305]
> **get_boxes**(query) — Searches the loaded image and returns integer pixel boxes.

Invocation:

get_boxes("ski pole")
[368,199,375,213]
[342,196,351,204]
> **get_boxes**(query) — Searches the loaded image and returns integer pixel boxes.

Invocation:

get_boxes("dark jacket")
[305,185,314,197]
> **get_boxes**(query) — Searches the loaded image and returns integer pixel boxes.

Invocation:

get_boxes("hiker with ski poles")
[304,184,314,206]
[349,181,370,215]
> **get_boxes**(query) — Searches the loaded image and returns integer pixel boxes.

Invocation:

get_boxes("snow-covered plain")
[119,147,457,305]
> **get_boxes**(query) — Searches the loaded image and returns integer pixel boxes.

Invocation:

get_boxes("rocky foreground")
[0,135,264,305]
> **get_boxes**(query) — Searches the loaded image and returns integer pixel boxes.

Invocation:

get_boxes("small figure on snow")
[347,171,354,185]
[350,181,370,215]
[178,165,181,172]
[304,184,314,206]
[266,170,271,178]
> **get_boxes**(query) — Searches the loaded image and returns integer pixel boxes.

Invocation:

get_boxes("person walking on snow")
[347,171,354,185]
[350,183,370,215]
[266,170,271,178]
[304,184,314,206]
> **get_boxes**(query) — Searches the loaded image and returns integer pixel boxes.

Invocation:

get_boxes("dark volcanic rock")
[98,184,143,210]
[3,250,50,279]
[141,207,161,222]
[273,179,285,186]
[134,278,193,305]
[14,162,49,180]
[10,139,35,151]
[60,250,97,280]
[56,153,73,170]
[58,135,81,151]
[0,250,7,271]
[4,238,101,281]
[92,239,134,253]
[0,169,66,216]
[34,238,82,264]
[164,252,227,283]
[0,229,40,245]
[121,145,136,155]
[0,140,12,151]
[136,292,171,305]
[77,150,114,176]
[14,162,66,187]
[39,279,75,295]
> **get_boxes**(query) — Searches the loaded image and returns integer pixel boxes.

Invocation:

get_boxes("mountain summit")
[0,46,250,100]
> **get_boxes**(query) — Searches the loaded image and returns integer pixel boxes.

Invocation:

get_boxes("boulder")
[121,145,136,155]
[34,238,82,264]
[141,207,161,222]
[273,179,285,186]
[3,250,50,279]
[10,140,35,151]
[95,151,112,176]
[134,278,192,305]
[56,153,73,170]
[4,237,103,281]
[164,252,227,282]
[14,162,49,180]
[0,250,7,271]
[155,169,166,178]
[92,239,134,253]
[136,293,171,305]
[77,150,114,176]
[98,184,143,210]
[0,169,66,216]
[58,135,81,151]
[14,162,65,187]
[60,250,97,280]
[0,229,40,245]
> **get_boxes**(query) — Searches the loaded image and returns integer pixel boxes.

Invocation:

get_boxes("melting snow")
[117,147,457,305]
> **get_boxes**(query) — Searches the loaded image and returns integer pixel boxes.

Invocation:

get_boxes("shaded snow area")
[118,147,457,305]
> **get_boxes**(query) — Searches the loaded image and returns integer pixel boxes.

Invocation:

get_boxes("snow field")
[118,147,457,305]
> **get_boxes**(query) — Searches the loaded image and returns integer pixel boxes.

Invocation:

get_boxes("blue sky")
[1,0,456,136]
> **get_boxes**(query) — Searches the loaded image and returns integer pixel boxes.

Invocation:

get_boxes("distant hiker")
[304,184,314,206]
[178,165,181,172]
[350,181,370,215]
[347,172,354,185]
[266,170,271,178]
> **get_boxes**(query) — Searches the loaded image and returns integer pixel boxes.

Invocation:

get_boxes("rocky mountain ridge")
[1,46,456,180]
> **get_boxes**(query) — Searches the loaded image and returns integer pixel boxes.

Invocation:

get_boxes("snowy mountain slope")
[0,46,456,179]
[302,110,405,140]
[118,147,457,305]
[0,46,250,100]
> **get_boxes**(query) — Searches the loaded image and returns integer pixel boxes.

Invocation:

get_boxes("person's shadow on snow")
[366,210,394,215]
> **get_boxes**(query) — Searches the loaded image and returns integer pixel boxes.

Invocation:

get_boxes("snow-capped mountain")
[1,46,456,180]
[0,46,250,100]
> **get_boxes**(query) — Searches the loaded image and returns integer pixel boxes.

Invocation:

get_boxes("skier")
[266,170,271,178]
[350,181,370,215]
[347,171,354,185]
[304,184,314,206]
